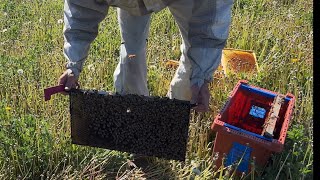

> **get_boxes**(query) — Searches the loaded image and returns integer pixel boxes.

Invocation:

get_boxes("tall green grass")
[0,0,313,179]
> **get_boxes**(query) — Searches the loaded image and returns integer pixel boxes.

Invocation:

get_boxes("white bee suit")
[63,0,234,100]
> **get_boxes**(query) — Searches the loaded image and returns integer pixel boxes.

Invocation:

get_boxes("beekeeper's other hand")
[190,82,210,112]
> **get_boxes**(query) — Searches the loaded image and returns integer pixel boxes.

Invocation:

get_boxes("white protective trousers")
[114,0,194,99]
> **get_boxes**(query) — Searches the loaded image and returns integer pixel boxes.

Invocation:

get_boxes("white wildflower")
[39,18,42,23]
[88,64,95,72]
[57,19,63,24]
[272,1,277,6]
[287,13,294,19]
[23,21,32,25]
[4,12,7,16]
[2,29,7,33]
[17,69,24,75]
[149,65,156,69]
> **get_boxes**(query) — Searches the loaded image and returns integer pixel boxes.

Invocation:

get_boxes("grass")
[0,0,313,179]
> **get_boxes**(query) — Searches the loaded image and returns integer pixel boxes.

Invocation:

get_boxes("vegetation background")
[0,0,313,179]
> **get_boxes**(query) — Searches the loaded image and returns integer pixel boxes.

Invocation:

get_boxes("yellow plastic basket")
[165,60,224,79]
[165,48,258,79]
[221,48,259,76]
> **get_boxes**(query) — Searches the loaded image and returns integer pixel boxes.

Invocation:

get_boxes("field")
[0,0,313,179]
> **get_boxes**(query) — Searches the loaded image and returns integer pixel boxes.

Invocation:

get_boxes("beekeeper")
[58,0,234,112]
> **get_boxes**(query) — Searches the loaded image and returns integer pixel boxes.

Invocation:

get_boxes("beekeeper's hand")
[58,69,79,95]
[191,82,210,112]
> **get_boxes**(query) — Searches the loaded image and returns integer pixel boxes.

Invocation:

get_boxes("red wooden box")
[211,80,295,173]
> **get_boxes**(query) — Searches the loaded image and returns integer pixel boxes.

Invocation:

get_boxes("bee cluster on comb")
[69,89,191,161]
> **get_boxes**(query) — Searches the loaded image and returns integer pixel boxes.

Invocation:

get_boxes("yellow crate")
[221,48,259,76]
[164,48,258,79]
[165,60,224,79]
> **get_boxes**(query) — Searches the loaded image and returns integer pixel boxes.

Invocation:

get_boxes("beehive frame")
[69,89,192,161]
